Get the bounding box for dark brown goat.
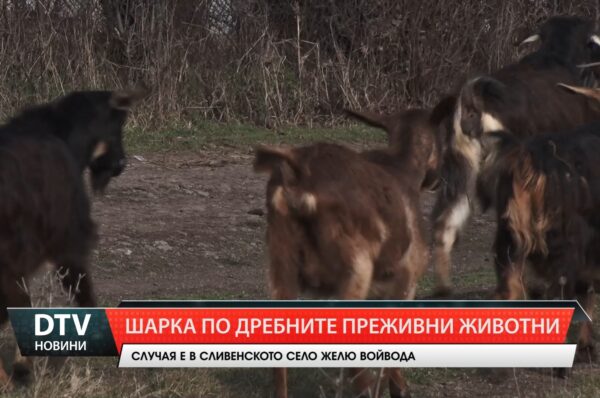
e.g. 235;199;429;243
254;125;437;397
0;87;147;383
431;16;600;296
489;84;600;360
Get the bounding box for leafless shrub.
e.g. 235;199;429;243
0;0;597;128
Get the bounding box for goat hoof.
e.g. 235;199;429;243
552;368;569;379
11;361;33;385
390;390;411;398
389;382;411;398
526;286;545;300
432;285;453;298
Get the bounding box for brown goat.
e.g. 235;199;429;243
344;96;456;192
345;98;458;299
255;125;435;397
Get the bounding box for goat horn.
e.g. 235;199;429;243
557;83;600;101
577;61;600;69
519;34;540;45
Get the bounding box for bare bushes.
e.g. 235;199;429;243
0;1;597;128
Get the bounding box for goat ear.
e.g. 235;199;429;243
110;83;151;110
473;77;506;105
254;145;300;175
558;83;600;102
429;96;456;125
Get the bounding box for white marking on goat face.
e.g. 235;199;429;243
481;112;504;133
92;141;108;161
591;35;600;47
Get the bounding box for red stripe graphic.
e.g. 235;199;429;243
105;308;573;352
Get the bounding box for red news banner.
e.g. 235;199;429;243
107;307;571;345
8;301;588;368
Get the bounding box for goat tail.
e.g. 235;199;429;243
504;152;549;258
282;188;319;217
254;145;299;176
343;108;392;132
272;184;344;219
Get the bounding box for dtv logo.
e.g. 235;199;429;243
35;314;91;336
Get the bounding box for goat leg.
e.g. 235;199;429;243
1;273;32;384
493;221;526;300
432;195;470;296
575;282;596;362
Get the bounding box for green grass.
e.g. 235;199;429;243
125;121;385;153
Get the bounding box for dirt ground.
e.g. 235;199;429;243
91;148;499;304
5;148;599;397
92;150;269;304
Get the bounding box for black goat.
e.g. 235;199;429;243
489;84;600;360
0;87;147;383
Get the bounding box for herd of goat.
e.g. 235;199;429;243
0;13;597;398
257;16;600;397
